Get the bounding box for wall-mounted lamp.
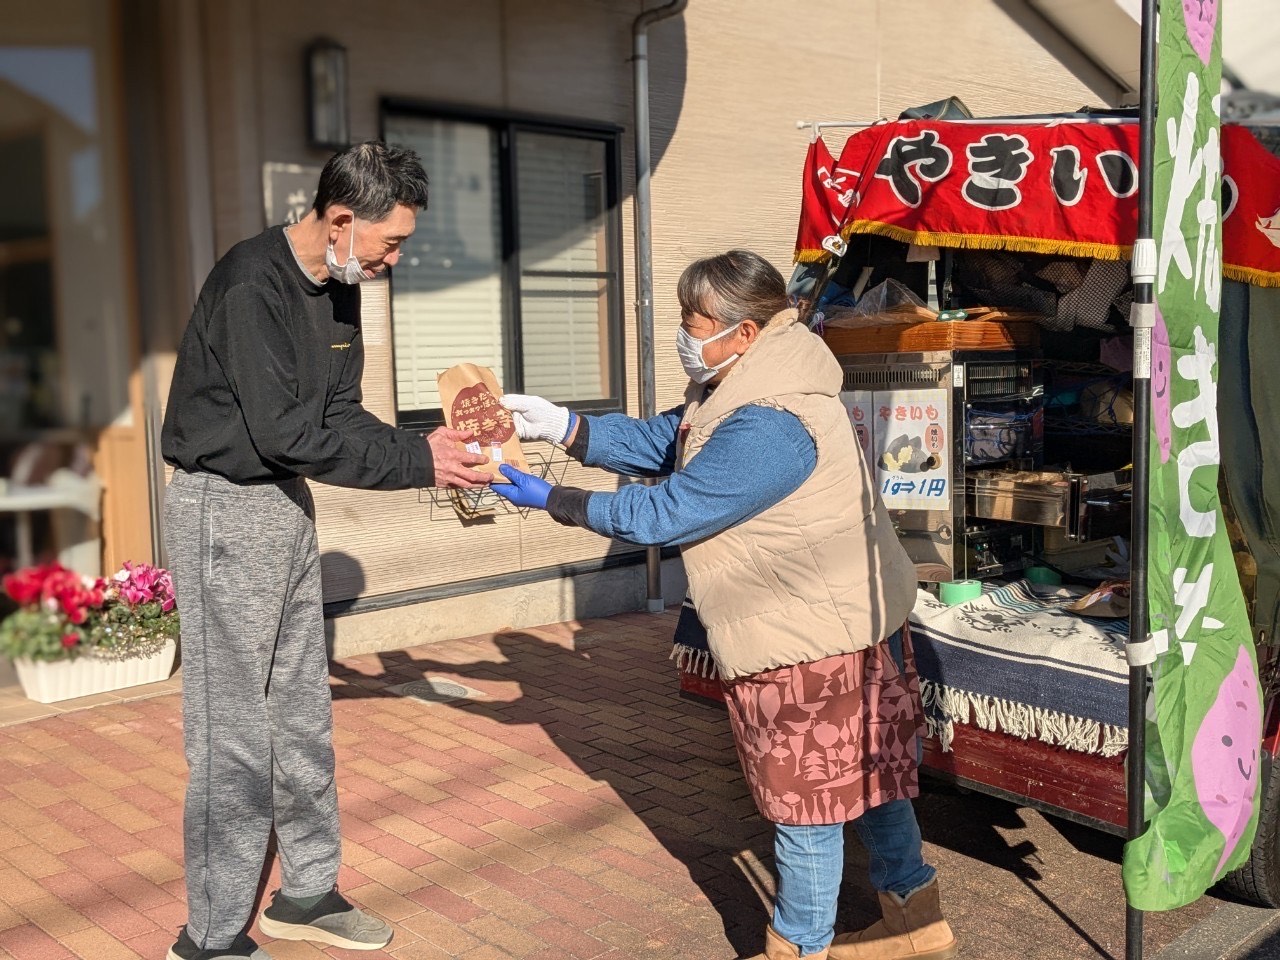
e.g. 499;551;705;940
306;37;349;150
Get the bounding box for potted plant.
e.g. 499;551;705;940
0;561;180;704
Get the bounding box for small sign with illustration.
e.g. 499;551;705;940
842;387;949;510
436;363;529;483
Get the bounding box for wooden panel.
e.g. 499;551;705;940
97;424;152;571
95;370;150;572
921;723;1128;830
679;670;725;705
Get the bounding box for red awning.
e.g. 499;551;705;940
795;119;1280;287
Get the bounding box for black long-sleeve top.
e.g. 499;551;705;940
162;225;433;489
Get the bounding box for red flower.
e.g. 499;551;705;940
2;565;109;625
3;564;57;607
61;633;79;649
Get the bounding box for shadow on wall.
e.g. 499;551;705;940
322;550;367;619
646;9;688;188
318;535;682;660
991;0;1132;107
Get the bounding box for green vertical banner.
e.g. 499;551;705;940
1123;0;1265;911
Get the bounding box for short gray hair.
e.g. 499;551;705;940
677;249;788;328
312;140;430;222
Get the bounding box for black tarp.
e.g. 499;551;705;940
1219;280;1280;646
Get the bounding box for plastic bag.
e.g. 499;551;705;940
823;278;935;329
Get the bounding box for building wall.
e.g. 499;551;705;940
645;0;1124;409
1224;0;1280;94
175;0;1123;635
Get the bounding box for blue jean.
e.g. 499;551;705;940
770;629;933;955
772;800;936;955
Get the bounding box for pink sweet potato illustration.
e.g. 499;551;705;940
1191;645;1262;874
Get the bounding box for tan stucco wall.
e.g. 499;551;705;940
184;0;1122;617
645;0;1123;408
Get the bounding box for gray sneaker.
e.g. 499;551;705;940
257;888;392;951
167;928;272;959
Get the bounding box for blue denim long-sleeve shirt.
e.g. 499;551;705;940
569;405;817;547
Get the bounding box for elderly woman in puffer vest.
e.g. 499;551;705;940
494;250;957;960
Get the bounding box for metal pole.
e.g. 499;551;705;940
632;0;686;614
1126;0;1159;956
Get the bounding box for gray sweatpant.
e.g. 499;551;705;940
164;470;341;949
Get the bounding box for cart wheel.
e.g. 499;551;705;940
1221;754;1280;907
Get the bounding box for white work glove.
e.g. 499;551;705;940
500;393;576;445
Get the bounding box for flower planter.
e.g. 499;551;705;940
13;640;177;704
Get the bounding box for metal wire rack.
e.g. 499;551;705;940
1044;414;1133;437
417;448;573;521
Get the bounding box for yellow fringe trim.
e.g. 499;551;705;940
842;220;1130;260
793;248;830;264
1225;263;1280;288
798;227;1280;288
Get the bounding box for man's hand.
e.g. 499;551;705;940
501;394;576;445
427;427;492;488
492;465;553;510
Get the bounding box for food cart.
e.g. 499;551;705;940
675;105;1280;925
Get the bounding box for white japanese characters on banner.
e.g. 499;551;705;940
842;388;949;510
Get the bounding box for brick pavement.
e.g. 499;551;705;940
0;609;1224;959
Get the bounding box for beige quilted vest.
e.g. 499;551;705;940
678;309;916;680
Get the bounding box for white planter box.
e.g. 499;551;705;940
13;640;177;704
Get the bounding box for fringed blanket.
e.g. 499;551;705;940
671;598;716;677
909;581;1129;757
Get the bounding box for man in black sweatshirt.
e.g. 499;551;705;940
161;142;488;960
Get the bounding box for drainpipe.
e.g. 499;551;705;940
632;0;686;614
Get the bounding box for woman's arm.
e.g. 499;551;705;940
572;406;686;478
549;405;816;546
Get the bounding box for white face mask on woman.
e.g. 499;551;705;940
326;222;368;284
675;323;741;383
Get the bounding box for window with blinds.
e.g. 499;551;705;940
384;106;623;427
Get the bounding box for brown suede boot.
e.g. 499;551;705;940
744;924;830;960
827;878;957;960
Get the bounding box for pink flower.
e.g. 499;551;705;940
106;561;176;611
61;633;79;649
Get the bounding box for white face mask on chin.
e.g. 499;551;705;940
676;322;741;384
326;222;368;284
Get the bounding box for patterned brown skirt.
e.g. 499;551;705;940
721;625;924;826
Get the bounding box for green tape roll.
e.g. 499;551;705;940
939;579;982;606
1026;565;1063;586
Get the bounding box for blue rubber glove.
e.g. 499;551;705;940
494;464;553;510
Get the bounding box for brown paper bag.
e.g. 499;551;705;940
436;363;530;483
1066;580;1131;618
